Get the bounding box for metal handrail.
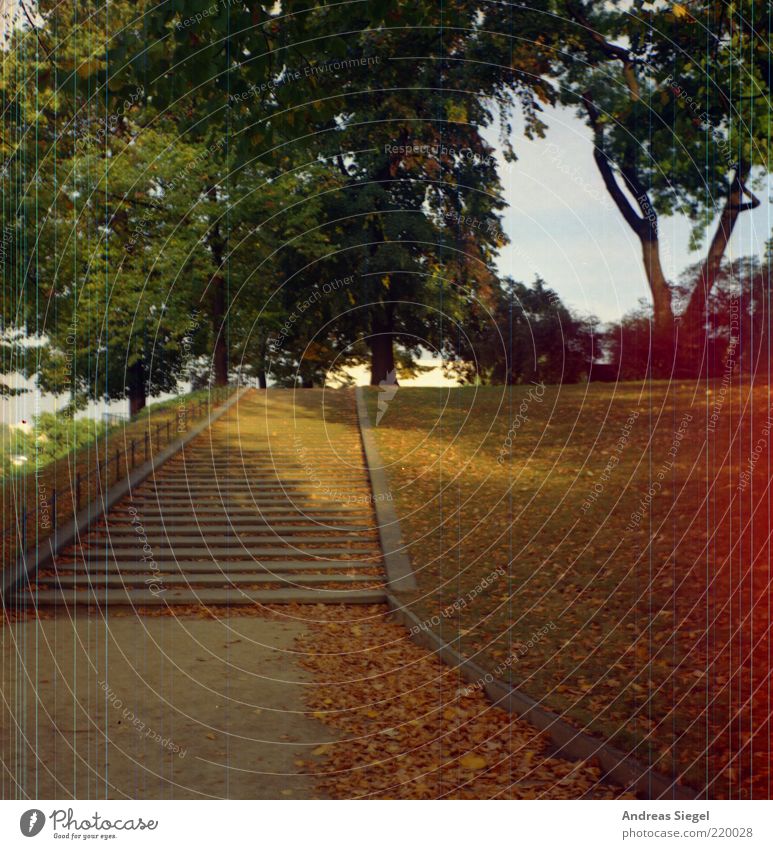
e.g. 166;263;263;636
1;385;235;565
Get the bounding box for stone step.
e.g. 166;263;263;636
155;471;367;479
64;547;381;560
81;527;377;548
180;450;363;455
118;506;370;516
92;524;374;534
143;484;373;493
126;499;373;509
82;534;376;546
16;389;387;608
37;573;381;589
137;488;371;497
24;587;388;606
47;559;380;574
102;521;372;531
174;456;364;463
106;510;370;520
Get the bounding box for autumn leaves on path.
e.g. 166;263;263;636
289;603;627;799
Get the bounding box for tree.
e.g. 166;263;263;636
1;2;206;410
542;0;772;375
3;2;352;398
453;277;598;384
292;8;542;384
11;122;213;414
225;164;340;387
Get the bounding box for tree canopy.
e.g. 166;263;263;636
2;0;771;401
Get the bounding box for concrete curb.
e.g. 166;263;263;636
3;386;249;597
355;387;416;592
355;386;695;800
384;594;696;800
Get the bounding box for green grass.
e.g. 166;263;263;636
365;380;771;798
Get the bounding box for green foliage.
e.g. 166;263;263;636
549;0;771;229
0;413;105;479
453;277;599;385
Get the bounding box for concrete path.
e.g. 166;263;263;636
3;389;376;799
1;613;333;799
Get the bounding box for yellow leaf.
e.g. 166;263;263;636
672;3;695;21
312;744;331;756
459;752;487;770
447;103;468;123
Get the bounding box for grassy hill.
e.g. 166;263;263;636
365;380;771;797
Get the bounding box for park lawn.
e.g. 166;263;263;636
365;380;771;798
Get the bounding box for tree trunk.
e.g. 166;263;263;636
640;233;676;378
212;274;228;386
583;94;677;376
206;185;229;387
258;370;267;389
582;97;759;380
301;375;314;388
370;332;396;386
678;167;759;374
641;236;673;331
127;360;146;417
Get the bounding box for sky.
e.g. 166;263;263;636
3;103;772;420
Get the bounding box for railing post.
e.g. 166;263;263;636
166;421;170;443
144;430;149;460
131;439;136;468
75;472;82;511
115;448;120;483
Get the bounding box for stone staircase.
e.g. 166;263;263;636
19;389;387;607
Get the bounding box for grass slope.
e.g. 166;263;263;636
365;380;771;798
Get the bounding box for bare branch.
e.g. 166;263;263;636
582;92;643;233
18;0;51;59
568;3;639;100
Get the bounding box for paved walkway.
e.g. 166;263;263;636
1;615;333;798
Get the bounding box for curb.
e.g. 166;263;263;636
383;595;695;800
355;386;695;800
355;387;416;592
3;386;249;597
